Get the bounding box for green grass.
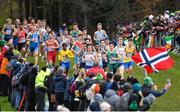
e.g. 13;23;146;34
0;54;180;111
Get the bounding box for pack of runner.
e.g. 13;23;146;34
0;10;179;111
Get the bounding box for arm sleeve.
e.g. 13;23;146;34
150;89;166;97
58;51;62;61
67;50;74;58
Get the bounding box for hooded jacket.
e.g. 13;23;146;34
104;89;121;111
35;68;51;88
53;74;67;93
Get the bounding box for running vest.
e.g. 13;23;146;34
85;52;94;66
30;32;39;47
95;30;106;41
18;30;26;43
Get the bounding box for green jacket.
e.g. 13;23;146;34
35;68;51;88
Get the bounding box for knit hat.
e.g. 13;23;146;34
144;76;153;86
123;82;133;92
132;83;141;93
96;73;103;81
0;40;6;46
129;101;138;110
94;93;103;103
57;67;64;75
89;102;101;111
100;102;111;111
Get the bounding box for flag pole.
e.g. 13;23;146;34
144;68;147;77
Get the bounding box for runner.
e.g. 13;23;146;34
71;34;83;71
94;23;108;44
107;42;120;74
114;36;125;78
2;18;14;42
45;32;59;66
82;28;92;43
27;26;40;65
62;28;73;50
124;38;136;76
17;24;27;56
70;23;82;41
58;43;74;76
82;44;95;70
94;43;103;68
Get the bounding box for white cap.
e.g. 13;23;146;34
149;15;154;20
100;102;111;111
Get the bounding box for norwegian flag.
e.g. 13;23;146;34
131;47;174;74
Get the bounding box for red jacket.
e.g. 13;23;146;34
86;66;106;80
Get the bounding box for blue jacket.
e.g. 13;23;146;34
53;74;67;93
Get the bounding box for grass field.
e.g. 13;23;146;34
0;54;180;111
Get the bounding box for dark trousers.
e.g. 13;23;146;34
56;92;65;105
36;88;45;111
25;89;36;111
0;75;9;96
48;93;56;111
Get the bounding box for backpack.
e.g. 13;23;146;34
12;63;31;86
68;78;77;95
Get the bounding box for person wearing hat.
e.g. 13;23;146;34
86;61;106;80
141;76;171;97
51;67;67;106
104;89;121;111
89;93;103;111
100;102;111;112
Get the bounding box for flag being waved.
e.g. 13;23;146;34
131;47;174;74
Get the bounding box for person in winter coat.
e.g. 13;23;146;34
52;67;67;105
115;82;133;111
100;102;111;112
103;89;121;111
141;76;171;97
44;65;59;111
100;72;113;96
25;65;38;111
35;66;51;111
86;61;106;80
64;72;79;110
89;93;103;111
0;46;14;96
